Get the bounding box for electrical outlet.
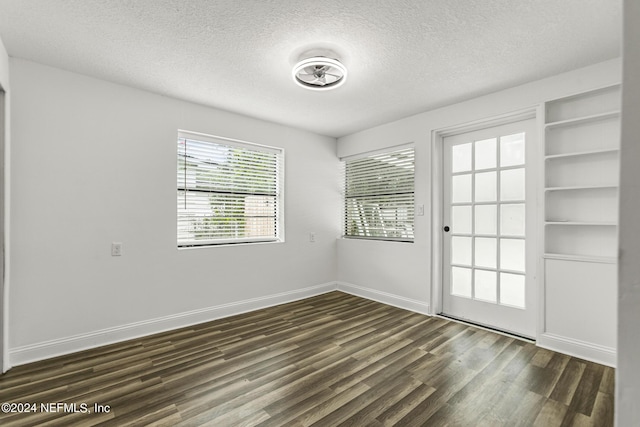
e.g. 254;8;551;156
416;204;425;216
309;232;316;243
111;242;122;256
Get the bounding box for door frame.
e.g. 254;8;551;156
430;107;540;324
0;87;5;373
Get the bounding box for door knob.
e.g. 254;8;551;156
443;226;450;232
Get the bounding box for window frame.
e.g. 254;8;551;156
177;130;284;248
342;144;416;242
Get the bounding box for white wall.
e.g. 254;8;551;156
8;58;340;364
0;35;10;373
337;59;621;315
617;0;640;424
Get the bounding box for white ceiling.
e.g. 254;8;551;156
0;0;621;138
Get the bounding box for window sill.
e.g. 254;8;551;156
178;238;283;250
340;236;414;243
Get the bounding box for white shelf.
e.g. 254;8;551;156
544;149;618;188
543;253;617;264
545;85;621;123
545;223;617;258
544;83;621;104
544;185;618;192
545;110;621;129
545;148;619;161
544;113;620;156
545;221;617;226
545;187;617;224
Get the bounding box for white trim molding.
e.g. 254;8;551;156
10;282;337;367
537;332;616;368
337;281;430;315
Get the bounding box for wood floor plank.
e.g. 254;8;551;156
551;358;588;405
444;341;528;420
0;291;614;426
337;377;423;427
375;382;436;426
569;361;605;416
480;382;531;425
363;349;427;390
506;389;547;426
289;382;370;426
534;353;571;396
533;398;570;427
395;387;454;426
599;366;615;395
531;347;556;368
329;359;387;394
177;365;314;424
589;391;614;427
259;387;337;426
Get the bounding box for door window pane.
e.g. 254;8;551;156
452;206;472;234
500;238;525;272
475;205;497;235
452;236;472;266
475;138;496;170
475;270;497;303
501;204;525;236
475;171;497;202
500;133;525;167
475;237;497;268
452;174;472;203
500;273;525;308
452;143;472;173
500;169;525;201
452;267;472;298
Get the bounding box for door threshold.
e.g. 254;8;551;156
436;313;535;344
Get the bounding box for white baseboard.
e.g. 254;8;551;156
10;282;337;367
9;282;616;369
337;281;430;315
537;332;616;367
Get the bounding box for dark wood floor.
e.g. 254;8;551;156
0;292;613;426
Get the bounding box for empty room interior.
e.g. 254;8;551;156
0;1;639;426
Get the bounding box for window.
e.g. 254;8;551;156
343;146;415;241
177;131;283;247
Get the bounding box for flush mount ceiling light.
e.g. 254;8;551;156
292;57;347;91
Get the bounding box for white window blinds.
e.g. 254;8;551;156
177;132;283;247
344;147;415;241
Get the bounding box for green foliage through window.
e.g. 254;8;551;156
177;133;283;246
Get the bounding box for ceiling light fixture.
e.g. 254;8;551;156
292;57;347;91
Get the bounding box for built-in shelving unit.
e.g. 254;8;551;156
539;84;620;366
543;85;620;260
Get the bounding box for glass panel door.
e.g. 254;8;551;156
442;119;537;338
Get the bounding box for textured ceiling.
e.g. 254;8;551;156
0;0;621;138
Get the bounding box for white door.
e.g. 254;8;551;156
442;119;537;338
